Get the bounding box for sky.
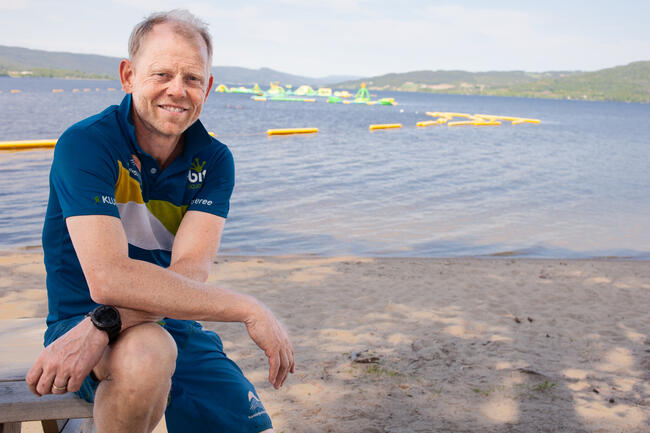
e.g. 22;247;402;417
1;0;649;78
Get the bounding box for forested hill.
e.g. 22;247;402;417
334;62;650;103
2;45;647;102
0;45;356;85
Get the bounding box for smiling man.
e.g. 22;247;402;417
26;10;294;433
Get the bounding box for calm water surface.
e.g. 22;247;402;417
1;77;648;259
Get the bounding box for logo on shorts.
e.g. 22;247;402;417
248;391;267;419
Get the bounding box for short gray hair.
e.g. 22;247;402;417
128;9;213;68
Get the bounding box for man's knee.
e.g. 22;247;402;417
97;322;177;384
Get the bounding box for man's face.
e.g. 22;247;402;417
121;22;214;141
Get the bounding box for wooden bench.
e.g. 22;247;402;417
0;319;94;433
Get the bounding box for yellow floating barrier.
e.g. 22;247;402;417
473;121;501;126
267;128;319;136
52;89;64;93
0;139;57;150
448;120;502;127
253;96;267;102
369;123;402;131
512;118;541;125
447;121;475;127
444;112;476;119
83;88;91;92
72;89;79;92
474;114;521;121
10;89;21;94
416;120;440;127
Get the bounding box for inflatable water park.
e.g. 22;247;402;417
213;82;397;106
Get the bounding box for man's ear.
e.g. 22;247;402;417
204;74;214;102
119;59;134;94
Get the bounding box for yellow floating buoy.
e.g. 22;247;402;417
369;123;402;131
107;88;117;91
447;121;475;127
208;131;217;137
83;88;91;92
52;89;64;93
0;139;57;150
267;128;319;136
10;89;21;94
253;97;267;102
72;89;80;92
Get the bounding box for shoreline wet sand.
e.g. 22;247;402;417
1;251;648;432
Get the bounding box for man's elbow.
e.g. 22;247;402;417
85;261;126;304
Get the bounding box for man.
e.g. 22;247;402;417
26;10;294;433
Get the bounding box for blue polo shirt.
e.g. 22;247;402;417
42;94;234;325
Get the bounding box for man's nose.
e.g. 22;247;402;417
167;75;187;97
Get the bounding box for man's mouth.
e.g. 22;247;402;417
159;105;187;113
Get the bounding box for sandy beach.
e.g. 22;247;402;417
1;250;648;432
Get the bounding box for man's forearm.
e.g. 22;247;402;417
89;256;259;324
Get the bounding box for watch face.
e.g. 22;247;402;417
95;305;119;325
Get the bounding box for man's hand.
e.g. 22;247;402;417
244;303;295;389
26;317;108;396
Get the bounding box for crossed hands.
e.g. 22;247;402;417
245;303;295;389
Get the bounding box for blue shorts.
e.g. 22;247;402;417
45;316;273;433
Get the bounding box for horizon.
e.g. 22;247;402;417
1;1;649;77
3;44;647;80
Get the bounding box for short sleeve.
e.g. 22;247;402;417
187;145;235;218
51;126;120;219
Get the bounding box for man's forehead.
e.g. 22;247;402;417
137;22;209;58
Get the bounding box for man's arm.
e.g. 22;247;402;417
27;213;293;396
113;210;225;329
167;210;225;282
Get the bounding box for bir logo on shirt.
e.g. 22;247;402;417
188;158;207;184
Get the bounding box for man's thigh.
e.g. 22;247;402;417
163;319;273;433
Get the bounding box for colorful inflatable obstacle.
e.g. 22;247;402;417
334;90;352;98
378;97;397;106
354;83;370;103
269;96;315;102
266;82;285;96
294;85;317;96
214;84;229;93
230;86;257;94
318;87;332;97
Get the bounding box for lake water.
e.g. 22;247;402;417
0;77;648;259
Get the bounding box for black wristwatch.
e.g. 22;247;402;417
87;305;122;344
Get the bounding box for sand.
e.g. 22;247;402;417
1;250;648;433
